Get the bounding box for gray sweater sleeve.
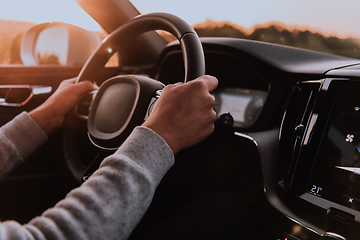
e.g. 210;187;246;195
0;112;48;181
0;119;175;239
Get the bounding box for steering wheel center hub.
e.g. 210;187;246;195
88;77;140;140
87;75;164;150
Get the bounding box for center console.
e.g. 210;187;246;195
274;76;360;239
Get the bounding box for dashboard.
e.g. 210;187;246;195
153;38;360;239
301;80;360;216
277;76;360;239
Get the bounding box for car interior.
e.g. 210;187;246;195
1;0;360;239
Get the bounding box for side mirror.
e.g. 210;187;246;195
20;22;101;66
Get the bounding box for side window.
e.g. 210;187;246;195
0;22;33;65
0;1;119;67
0;22;119;67
20;22;102;67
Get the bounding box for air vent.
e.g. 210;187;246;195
278;81;322;190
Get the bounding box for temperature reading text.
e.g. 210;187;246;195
310;185;323;196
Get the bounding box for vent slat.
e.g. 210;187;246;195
278;81;322;190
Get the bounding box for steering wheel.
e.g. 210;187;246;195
63;12;205;182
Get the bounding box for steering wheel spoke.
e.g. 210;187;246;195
74;90;98;120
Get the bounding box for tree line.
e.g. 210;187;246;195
1;20;360;65
193;20;360;59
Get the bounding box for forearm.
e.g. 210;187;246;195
29;105;63;137
0;126;174;240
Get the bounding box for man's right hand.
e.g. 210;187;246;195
142;75;218;154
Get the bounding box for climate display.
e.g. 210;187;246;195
307;81;360;212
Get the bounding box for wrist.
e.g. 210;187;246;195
29;106;63;136
142;121;181;154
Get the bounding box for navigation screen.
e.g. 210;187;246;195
307;81;360;211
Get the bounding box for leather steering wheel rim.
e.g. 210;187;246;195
64;12;206;182
77;12;205;83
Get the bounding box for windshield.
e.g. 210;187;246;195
132;0;360;59
2;0;360;65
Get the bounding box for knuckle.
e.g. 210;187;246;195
202;75;218;86
202;109;216;124
163;82;183;92
205;123;215;136
161;84;174;94
210;75;218;82
203;94;216;109
188;80;206;91
209;94;216;105
209;111;217;123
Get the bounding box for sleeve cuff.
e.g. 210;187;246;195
1;112;48;160
101;126;175;185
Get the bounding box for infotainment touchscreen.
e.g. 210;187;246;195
306;81;360;212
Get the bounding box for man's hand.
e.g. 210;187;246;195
30;78;97;136
143;75;218;154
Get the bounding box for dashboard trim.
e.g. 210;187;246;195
301;193;360;222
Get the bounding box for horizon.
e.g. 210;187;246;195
1;18;358;41
192;19;359;39
131;0;360;39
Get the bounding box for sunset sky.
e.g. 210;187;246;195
132;0;360;38
1;0;360;38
